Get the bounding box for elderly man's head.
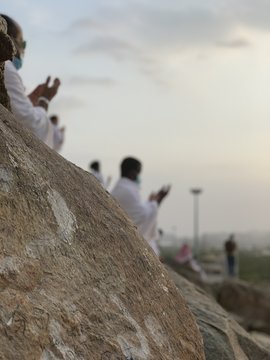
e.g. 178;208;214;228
0;14;26;69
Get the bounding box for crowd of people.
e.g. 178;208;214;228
2;13;170;259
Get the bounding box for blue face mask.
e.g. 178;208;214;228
12;56;23;70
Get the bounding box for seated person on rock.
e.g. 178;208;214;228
2;14;61;150
111;157;170;256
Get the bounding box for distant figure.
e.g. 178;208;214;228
175;243;193;264
50;115;65;152
2;14;61;149
89;160;111;188
175;243;207;281
224;234;237;277
111;156;170;256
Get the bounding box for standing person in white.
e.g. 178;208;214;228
50;115;65;152
89;160;112;189
2;14;61;150
111;157;170;256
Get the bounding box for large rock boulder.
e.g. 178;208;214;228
167;267;270;360
0;104;205;359
215;280;270;335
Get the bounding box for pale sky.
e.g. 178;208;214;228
2;0;270;237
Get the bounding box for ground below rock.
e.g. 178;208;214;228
166;267;270;360
214;280;270;335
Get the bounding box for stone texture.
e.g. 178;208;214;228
0;104;205;359
252;333;270;352
167;267;270;360
215;280;270;335
0;16;15;110
164;259;210;291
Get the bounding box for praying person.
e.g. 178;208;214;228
2;14;61;149
89;160;111;188
111;157;170;256
50;115;65;152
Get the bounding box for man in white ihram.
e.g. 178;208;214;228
111;157;170;256
89;160;112;189
2;14;62;151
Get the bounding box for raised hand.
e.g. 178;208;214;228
28;78;50;105
149;185;171;205
40;76;61;101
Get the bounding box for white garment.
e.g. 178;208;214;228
91;169;105;186
4;60;54;148
52;124;65;152
111;177;160;255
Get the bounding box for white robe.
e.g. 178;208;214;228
4;60;55;149
111;177;160;255
91;169;105;186
52;124;65;152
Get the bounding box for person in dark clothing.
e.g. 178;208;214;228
224;234;237;277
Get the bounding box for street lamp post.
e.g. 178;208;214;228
190;188;203;259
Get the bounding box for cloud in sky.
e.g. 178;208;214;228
71;1;270;51
72;4;231;54
216;38;251;48
53;96;85;112
69;76;117;86
75;36;137;61
69;0;270;82
233;0;270;31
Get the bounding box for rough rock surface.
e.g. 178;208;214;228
215;280;270;335
164;259;210;291
167;267;270;360
0;104;205;359
252;332;270;352
0;16;15;110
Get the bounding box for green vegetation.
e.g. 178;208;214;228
160;246;179;260
160;245;270;286
238;251;270;285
